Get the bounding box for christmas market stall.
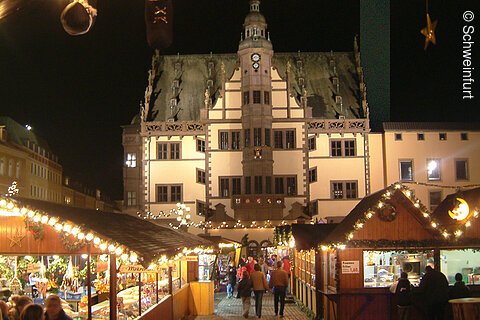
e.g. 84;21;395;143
0;196;213;320
289;223;338;320
317;183;480;320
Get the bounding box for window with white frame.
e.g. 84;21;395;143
157;143;181;160
455;159;468;180
427;159;441;181
156;184;182;203
309;167;317;183
331;181;358;199
330;139;356;157
429;190;442;212
126;153;137;168
127;191;137;206
399;160;413;181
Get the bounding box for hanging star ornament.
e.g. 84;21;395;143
8;228;26;248
421;13;438;50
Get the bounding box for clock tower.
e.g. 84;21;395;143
235;0;280;220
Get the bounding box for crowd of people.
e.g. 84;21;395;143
0;294;72;320
226;254;291;319
390;266;471;320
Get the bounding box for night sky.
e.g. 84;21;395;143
390;0;478;121
0;0;360;199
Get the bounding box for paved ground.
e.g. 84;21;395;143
188;292;309;319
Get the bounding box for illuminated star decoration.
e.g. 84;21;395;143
8;228;26;248
7;181;19;196
420;13;437;50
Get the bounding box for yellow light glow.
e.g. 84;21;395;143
86;233;94;241
321;245;328;251
121;253;129;261
129;252;138;263
33;215;41;223
99;243;107;251
93;237;101;245
466;221;471;227
108;244;116;252
77;233;85;240
0;200;6;207
423;212;429;218
454;230;463;237
28;211;35;218
63;224;72;233
442;231;450;238
448;198;470;221
48;217;57;226
431;222;437;228
55;224;63;231
6;202;14;210
71;227;79;235
41;216;49;224
21;208;28;215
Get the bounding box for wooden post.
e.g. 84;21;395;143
168;266;173;320
109;254;117;320
155;272;159;303
168;266;173;294
138;273;142;316
87;245;92;320
179;261;182;288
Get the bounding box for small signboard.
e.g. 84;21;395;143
182;255;198;262
27;262;42;273
119;264;158;274
341;260;360;274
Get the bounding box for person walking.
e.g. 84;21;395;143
390;272;412;320
20;304;44;320
449;273;470;299
419;266;449;320
281;256;291;295
226;262;237;298
269;261;289;318
44;295;72;320
9;296;33;320
251;264;269;318
237;270;253;319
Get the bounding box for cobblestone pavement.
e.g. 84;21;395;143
188;292;309;320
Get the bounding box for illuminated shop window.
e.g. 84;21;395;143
427;159;441;181
125;153;137;168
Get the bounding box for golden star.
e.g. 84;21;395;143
421;13;438;50
8;228;26;248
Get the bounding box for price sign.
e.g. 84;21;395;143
341;261;360;274
27;262;42;273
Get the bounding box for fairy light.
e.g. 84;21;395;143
77;233;85;240
108;244;116;252
93;237;101;245
99;243;107;251
431;222;437;228
466;221;471;227
86;233;94;241
41;215;49;224
28;211;35;218
454;230;463;237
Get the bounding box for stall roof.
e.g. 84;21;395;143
431;187;480;228
323;186;439;245
291;224;337;251
11;197;212;263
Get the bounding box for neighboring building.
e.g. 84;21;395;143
122;0;370;242
0;116;118;212
0;116;63;202
381;122;480;212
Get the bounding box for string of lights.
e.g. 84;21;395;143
402;181;480;189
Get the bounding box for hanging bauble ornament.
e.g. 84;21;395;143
60;0;97;36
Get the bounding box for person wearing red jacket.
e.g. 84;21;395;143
282;256;291;295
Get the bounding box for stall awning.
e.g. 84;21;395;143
3;197;212;264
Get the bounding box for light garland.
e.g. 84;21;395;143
332;182;480;251
0;197;138;262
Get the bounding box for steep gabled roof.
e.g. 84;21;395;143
324;185;441;246
431;187;480;230
145;51;362;122
12;197;212;264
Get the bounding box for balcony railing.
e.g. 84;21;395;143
307;119;369;133
141;121;205;136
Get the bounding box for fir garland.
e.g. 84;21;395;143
24;219;45;240
344;238;480;249
60;233;86;252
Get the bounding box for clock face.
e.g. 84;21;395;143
252;62;260;70
251;53;261;62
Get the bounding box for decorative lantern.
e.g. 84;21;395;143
60;0;97;36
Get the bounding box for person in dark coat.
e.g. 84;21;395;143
237;270;252;319
449;273;470;299
419;266;449;320
226;262;237;298
390;272;412;320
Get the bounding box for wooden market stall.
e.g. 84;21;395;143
317;184;480;320
0;196;212;320
290;223;337;319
